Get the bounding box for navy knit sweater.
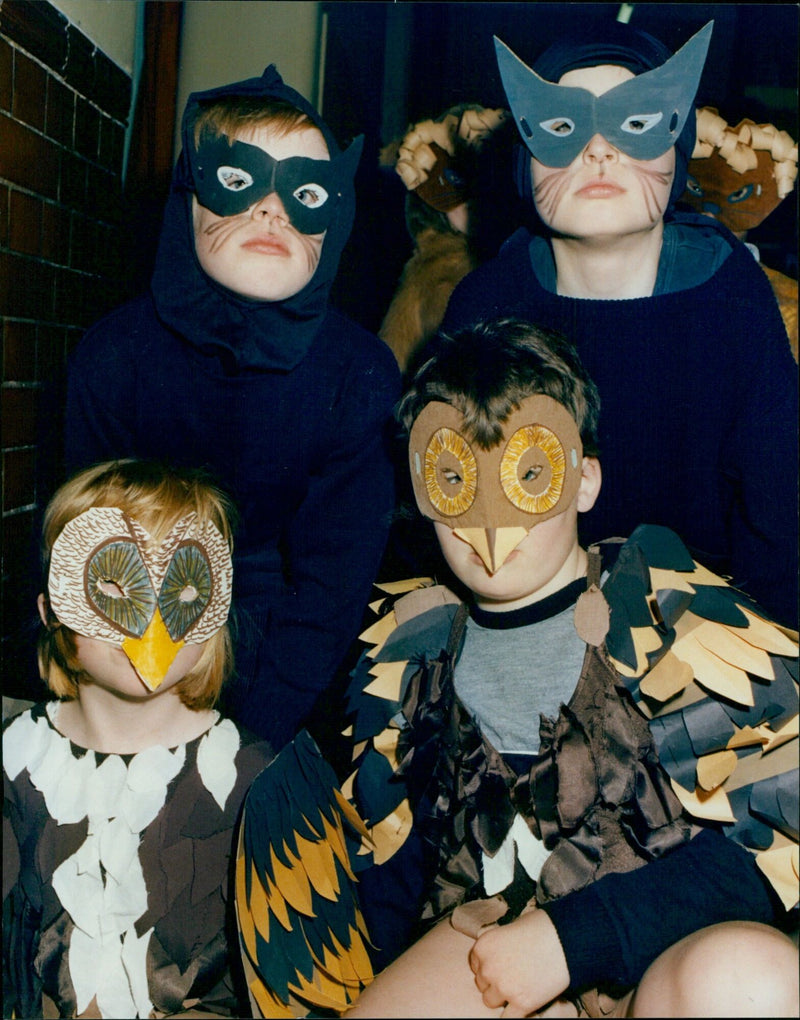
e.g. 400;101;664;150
442;223;799;627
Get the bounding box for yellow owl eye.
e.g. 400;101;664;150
500;424;566;513
87;541;156;636
424;427;478;516
159;543;213;641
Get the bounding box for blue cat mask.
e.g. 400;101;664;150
495;22;712;167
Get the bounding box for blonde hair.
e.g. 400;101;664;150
192;95;319;149
38;459;236;709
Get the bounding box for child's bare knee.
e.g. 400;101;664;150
630;922;799;1017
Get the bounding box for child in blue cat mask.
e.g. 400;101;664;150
441;20;798;630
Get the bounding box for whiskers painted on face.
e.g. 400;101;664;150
299;232;325;273
631;164;674;222
533;168;571;221
203;215;247;254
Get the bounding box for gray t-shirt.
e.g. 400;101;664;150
453;579;588;756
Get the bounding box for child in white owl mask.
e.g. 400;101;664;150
3;459;273;1019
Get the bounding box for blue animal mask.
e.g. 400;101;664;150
495;22;712;167
189;131;363;234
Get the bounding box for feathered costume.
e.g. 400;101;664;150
236;525;797;1013
3;706;272;1019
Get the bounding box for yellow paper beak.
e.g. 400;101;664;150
122;610;184;692
453;526;530;574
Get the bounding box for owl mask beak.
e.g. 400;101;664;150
121;609;185;691
453;526;530;574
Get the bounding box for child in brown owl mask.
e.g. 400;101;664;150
342;319;799;1018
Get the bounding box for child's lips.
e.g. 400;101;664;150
575;178;625;198
241;235;290;256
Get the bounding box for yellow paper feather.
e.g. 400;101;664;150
760;713;800;753
358;611;398;654
364;659;408;701
648;566;697;594
670;777;737;823
375;577;434;595
727;724;769;750
247;859;273;942
293;830;339;900
264;867;293;932
368;798;414;865
321;814;351;878
694;620;775;679
249;970;294;1019
639;649;694;702
755;844;800;911
738;609;799;656
696;748;738;791
271;842;314;916
673;633;754;706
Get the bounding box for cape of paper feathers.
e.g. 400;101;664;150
343;525;798;906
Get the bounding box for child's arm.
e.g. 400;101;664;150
242;338;401;743
469;828;782;1014
468;908;568;1015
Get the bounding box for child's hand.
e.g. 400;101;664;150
468;908;570;1017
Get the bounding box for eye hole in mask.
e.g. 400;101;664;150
540;117;576;138
292;182;329;208
87;540;157;637
621;113;663;136
218;166;254;192
500;424;567;514
729;183;755;203
159;543;213;641
425;426;478;517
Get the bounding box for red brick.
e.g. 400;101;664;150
45;76;74;147
8;189;42;255
0;38;12;112
3;446;36;511
2;320;37;382
0;113;59;199
1;385;38;447
12;48;46;131
40;199;71;265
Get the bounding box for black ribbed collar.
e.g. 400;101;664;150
469;576;587;630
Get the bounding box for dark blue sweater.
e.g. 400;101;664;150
65;298;400;747
442;225;799;627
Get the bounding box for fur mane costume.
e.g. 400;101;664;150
378;106;519;374
683;107;798;360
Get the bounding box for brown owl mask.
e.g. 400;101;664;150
408;394;583;572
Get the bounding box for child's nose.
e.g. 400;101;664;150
582;133;619;163
251;190;289;222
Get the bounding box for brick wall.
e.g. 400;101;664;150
1;0;132;696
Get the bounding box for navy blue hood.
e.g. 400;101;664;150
150;66;360;373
